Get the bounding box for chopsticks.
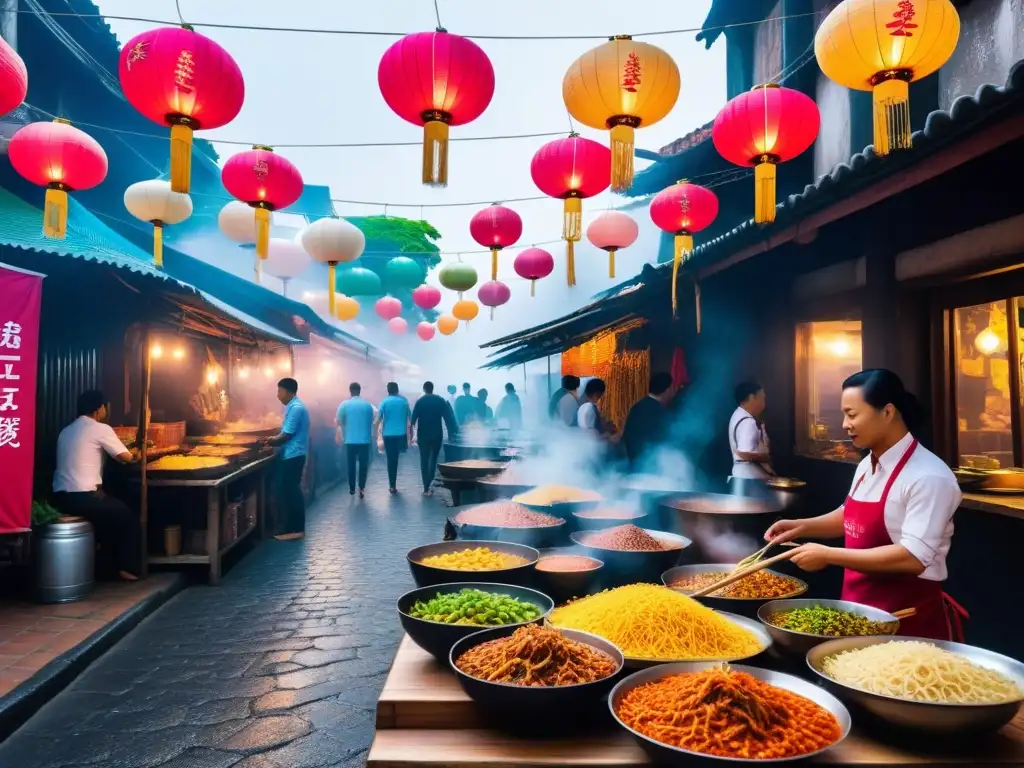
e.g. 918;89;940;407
892;607;916;619
690;549;801;598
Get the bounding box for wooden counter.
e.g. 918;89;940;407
368;636;1024;767
961;492;1024;521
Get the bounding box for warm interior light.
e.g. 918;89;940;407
975;327;1002;356
206;369;219;386
172;347;185;360
239;367;250;379
321;359;334;372
828;338;851;357
263;367;274;378
278;359;290;372
150;344;163;359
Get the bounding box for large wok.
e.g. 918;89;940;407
658;491;787;565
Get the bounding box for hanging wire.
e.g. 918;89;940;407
433;0;443;30
174;0;185;25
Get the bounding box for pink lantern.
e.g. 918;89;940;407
0;35;27;117
375;295;402;320
469;204;523;281
478;280;511;320
221;146;303;259
412;284;442;310
416;322;436;341
388;317;408;335
587;210;639;279
513;248;555;297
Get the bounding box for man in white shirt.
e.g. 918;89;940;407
548;375;581;427
577;378;608;433
728;380;774;479
52;390;139;580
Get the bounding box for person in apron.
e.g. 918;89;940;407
764;369;966;641
728;380;774;480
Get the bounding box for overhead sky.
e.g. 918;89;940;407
95;0;726;387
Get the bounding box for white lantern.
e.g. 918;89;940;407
264;238;312;297
218;200;258;244
299;217;366;317
123;180;192;268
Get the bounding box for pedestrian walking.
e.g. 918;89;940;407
379;382;412;494
411;381;458;496
265;378;310;540
337;382;374;498
495;382;522;429
476;389;493;425
454;382;477;426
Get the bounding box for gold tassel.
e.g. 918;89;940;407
170;123;193;194
695;281;702;335
254;207;270;259
328;263;337;317
567;240;577;287
754;161;777;224
608;248;616;279
671;233;693;317
610;123;635;192
491;248;499;281
872;76;912;156
422;119;449;187
563;196;582;241
43;186;68;239
153;222;164;268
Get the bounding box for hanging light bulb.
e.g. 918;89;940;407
975;327;1004;356
150;344;164;359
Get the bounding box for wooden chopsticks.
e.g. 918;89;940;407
690;549;800;598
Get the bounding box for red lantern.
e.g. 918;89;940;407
514;248;554;297
712;84;819;224
378;30;495;187
650;181;718;323
375;296;402;321
221;146;303;261
412;284;442;310
8;119;108;239
119;25;244;194
0;35;27;117
469;204;522;281
531;134;611;286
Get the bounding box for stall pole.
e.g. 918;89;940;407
522;362;527;394
546;356;552;401
137;325;153;579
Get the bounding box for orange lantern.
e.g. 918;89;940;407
437;314;459;335
453;299;479;326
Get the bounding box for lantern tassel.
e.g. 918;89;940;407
608;248;617;279
153;222;164;269
254;207;271;259
491;248;499;281
422;120;449;187
754;162;777;224
567;240;577;287
530;279;536;298
490;307;495;321
695;280;702;335
43;186;68;239
170;123;193;194
610;123;635;192
254;254;262;285
328;263;337;317
872;77;912;156
671;233;694;317
563;196;582;287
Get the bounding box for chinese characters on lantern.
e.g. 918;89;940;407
0;320;22;447
174;49;196;90
887;1;918;37
253;158;269;179
622;52;641;92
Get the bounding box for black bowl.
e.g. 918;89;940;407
397;582;554;662
570;529;691;587
447;517;569;550
407;540;540;588
533;553;605;604
450;625;624;734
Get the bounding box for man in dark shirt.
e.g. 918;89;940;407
496;383;522;429
622;372;676;470
411;381;458;496
454;382;478;426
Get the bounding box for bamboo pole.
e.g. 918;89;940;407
138;325;152;579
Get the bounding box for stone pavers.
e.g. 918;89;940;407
0;450;448;767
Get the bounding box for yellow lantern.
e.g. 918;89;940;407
563;35;680;191
815;0;960;155
335;295;360;321
437;314;459;336
453;299;479;325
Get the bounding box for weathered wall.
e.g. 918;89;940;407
753;0;784;85
939;0;1024;108
813;70;853;179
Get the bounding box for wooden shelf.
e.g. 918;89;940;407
219;521;257;557
148;553;210;565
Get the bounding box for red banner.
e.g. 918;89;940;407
0;264;43;533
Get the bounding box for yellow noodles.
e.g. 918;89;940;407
419;547;528;571
514;485;603;505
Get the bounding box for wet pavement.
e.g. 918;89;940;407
0;451;447;767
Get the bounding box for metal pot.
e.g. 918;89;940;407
34;520;94;604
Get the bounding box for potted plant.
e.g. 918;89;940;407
32;500;95;604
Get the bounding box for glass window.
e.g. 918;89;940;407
955;300;1012;469
795;320;863;462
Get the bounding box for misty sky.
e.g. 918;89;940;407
95;1;726;387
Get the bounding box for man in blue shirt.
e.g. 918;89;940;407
265;378;310;540
337;382;374;498
379;382;411;494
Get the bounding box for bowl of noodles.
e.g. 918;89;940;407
407;540;540;588
663;564;807;618
806;635;1024;735
610;662;851;763
512;485;603;518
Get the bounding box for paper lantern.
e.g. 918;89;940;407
336;266;382;297
453;299;479;325
335;295;360;321
263;238;312;294
815;0;960;155
563;36;680;191
218;201;257;244
417;322;436;341
478;280;511;321
586;210;639;278
437;314;459;335
0;36;27;117
375;295;403;321
300;216;366;316
713;84;820;224
377;30;495;186
123;180;193;268
469;204;522;280
385;256;425;289
118;25;244;193
438;262;478;296
650;181;719;320
412;284;442;310
388;316;408;335
531;135;612;286
221;145;303;260
513;248;555;297
8;119;108;239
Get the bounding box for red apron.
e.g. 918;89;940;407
841;439;966;641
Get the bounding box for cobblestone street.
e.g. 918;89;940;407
0;453;446;768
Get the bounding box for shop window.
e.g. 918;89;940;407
955;300;1012;469
795;320;863;462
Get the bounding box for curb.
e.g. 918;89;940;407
0;573;188;741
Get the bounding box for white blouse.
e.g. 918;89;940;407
845;432;961;581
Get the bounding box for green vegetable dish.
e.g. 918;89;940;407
408;589;543;626
767;605;897;637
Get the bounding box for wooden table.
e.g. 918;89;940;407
368;635;1024;767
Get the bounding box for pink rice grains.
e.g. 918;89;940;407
454;501;562;528
580;524;675;551
536;555;602;572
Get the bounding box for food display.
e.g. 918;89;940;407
202;434;261;445
189;445;251;458
767;606;897;637
615;665;843;760
670;570;803;599
147;455;230;471
822;641;1023;704
514;485;602;505
574;506;644;520
453;502;561;528
407;588;543;627
445;460;507;470
222;417;280;433
536;555;601;572
576;525;677;552
418;546;529;571
454;625;618;686
548;584;763;661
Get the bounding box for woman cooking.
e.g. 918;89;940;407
765;369;966;640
